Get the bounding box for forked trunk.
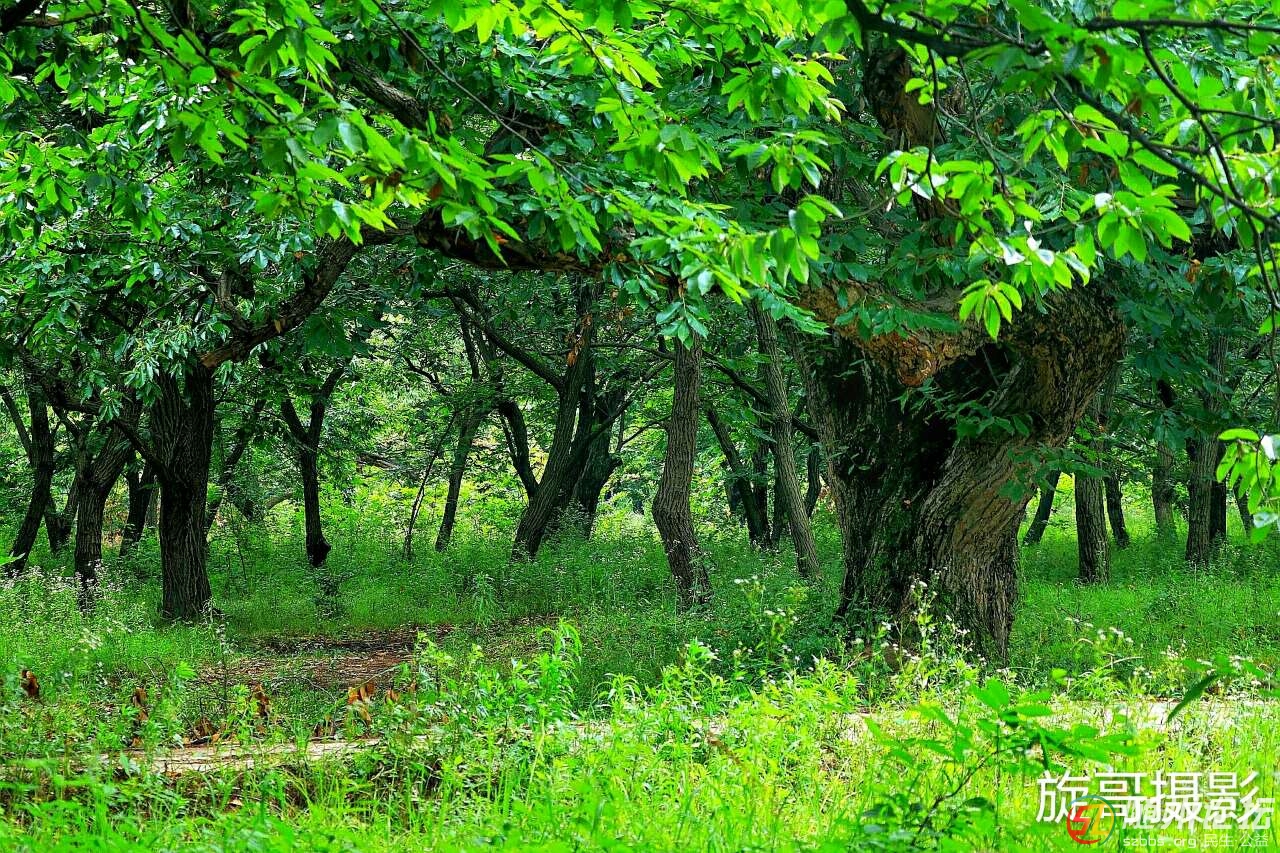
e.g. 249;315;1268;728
569;424;621;539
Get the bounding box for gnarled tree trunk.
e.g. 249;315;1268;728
783;46;1125;658
793;286;1124;659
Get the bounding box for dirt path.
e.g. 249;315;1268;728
121;697;1278;777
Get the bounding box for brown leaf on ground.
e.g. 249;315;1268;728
249;683;271;720
130;687;149;723
186;718;219;746
19;670;38;701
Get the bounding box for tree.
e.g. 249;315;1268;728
7;0;1280;655
751;303;821;578
653;331;708;610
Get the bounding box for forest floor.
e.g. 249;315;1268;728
2;501;1279;850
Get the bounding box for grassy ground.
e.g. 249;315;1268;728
1;489;1278;851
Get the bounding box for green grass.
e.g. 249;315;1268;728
1;488;1278;851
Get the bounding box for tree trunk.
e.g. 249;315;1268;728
706;404;770;545
5;375;56;574
297;449;330;568
1022;470;1060;545
119;461;156;557
404;417;453;561
653;333;708;610
1185;436;1219;564
1186;337;1228;564
1094;365;1129;550
1152;442;1178;537
151;369;216;621
511;343;597;558
1235;489;1252;533
781;46;1125;658
72;423;133;610
805;445;822;517
750;444;774;548
1076;476;1110;583
1210;478;1228;543
568;419;621;539
1104;476;1131;550
791;287;1123;659
435;404;485;551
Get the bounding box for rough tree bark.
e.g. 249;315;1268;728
1077;397;1111;582
751;303;820;578
3;374;57;574
653;333;708;610
1152;380;1179;537
805;445;822;517
72;425;133;611
150;369;216;621
783;48;1125;658
1096;367;1130;550
1186;337;1228;564
1022;470;1061;546
119;460;157;557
